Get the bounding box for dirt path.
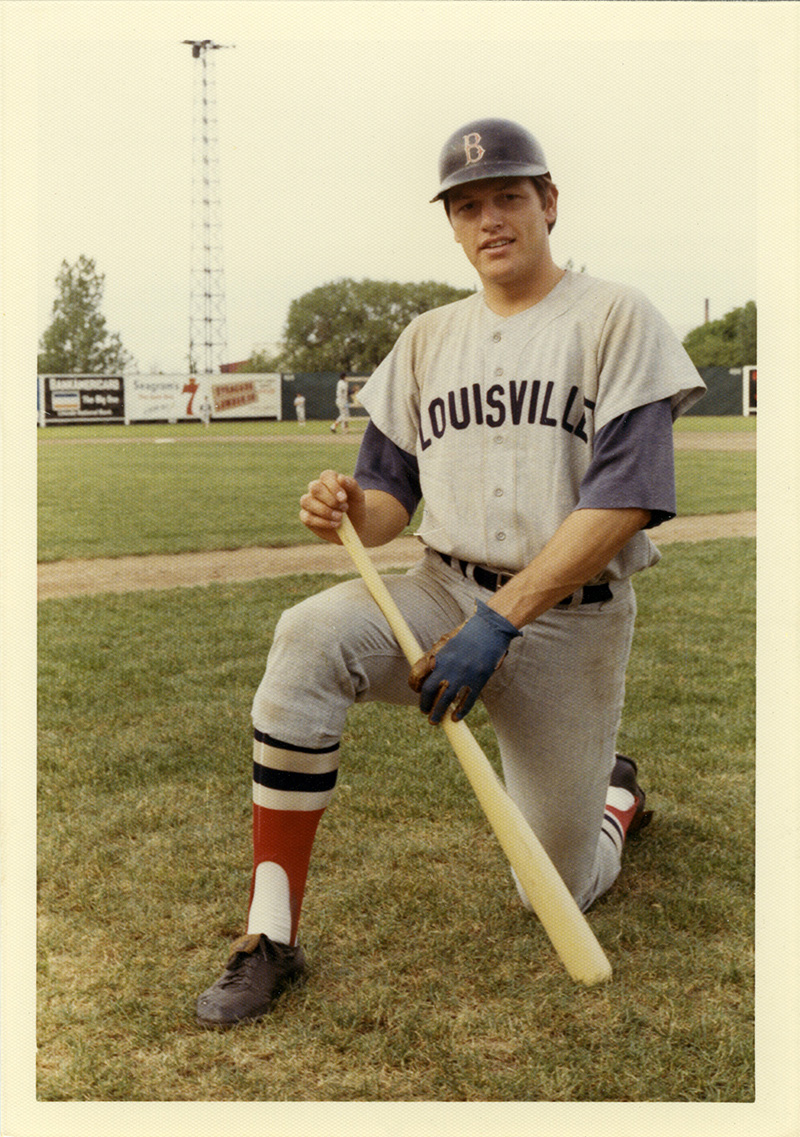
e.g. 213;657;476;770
38;511;756;600
37;428;755;599
39;430;755;451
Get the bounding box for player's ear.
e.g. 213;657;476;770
544;183;558;227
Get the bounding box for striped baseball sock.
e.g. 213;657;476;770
600;784;639;858
247;729;339;946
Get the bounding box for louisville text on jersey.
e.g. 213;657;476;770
418;380;595;450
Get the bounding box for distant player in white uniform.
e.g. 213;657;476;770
330;373;351;432
198;394;212;428
197;119;706;1028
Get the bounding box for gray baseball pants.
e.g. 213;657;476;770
252;546;637;912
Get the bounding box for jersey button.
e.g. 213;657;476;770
494;487;504;497
496;532;506;542
492;331;502;342
494;367;504;377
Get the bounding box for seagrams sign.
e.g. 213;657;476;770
127;374;281;421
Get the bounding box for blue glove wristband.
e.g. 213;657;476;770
419;599;522;724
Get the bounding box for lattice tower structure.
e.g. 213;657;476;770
184;39;232;374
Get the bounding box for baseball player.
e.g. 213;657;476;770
198;394;212;428
330;373;351;432
196;119;705;1028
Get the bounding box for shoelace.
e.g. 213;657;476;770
218;949;261;988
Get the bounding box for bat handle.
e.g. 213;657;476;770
337;514;424;665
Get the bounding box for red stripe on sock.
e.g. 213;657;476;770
606;802;637;838
250;805;325;944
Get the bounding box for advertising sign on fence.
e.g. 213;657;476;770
211;378;259;414
40;375;126;424
104;373;283;423
39;374;282;425
211;374;281;419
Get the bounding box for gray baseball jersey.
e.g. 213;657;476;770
358;271;705;579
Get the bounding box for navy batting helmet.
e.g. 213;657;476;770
431;119;550;202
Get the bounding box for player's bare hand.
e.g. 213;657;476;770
299;471;366;544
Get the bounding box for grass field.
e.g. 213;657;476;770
37;416;755;561
35;421;756;1102
37;542;755;1101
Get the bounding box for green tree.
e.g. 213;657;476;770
38;256;134;373
682;301;756;369
270;278;475;372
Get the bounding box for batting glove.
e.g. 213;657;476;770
408;600;522;724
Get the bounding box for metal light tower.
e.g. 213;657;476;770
183;39;233;374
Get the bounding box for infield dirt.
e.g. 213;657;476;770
38;510;755;600
37;428;755;599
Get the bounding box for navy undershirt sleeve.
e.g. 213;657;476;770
577;398;676;528
354;419;422;520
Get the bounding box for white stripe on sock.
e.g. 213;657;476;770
253;738;339;774
252;783;334;812
605;785;636;811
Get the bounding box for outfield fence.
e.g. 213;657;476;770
37;365;753;426
37;371;371;427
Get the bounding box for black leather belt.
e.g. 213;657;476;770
437;551;612;606
555;582;613;606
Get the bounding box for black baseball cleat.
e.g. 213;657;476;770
196;932;307;1029
611;754;654;836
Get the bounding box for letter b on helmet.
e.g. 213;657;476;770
463;132;486;165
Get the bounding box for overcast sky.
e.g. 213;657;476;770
28;1;771;373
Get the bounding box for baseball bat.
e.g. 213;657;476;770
337;513;612;986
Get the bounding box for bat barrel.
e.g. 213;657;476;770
443;718;611;985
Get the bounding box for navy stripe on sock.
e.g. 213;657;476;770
604;812;625;844
253;728;339;754
252;763;338;794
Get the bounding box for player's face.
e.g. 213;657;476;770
447;177;557;291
